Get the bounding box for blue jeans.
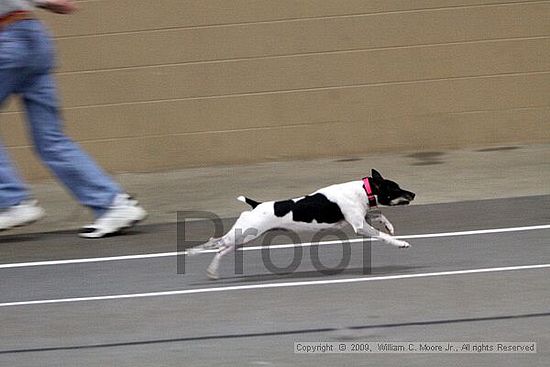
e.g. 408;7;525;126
0;19;121;216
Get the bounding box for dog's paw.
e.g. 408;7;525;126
186;247;200;256
187;245;210;256
187;238;221;256
206;266;219;280
399;241;411;249
394;240;411;249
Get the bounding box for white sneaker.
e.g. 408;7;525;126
0;200;45;231
79;194;147;238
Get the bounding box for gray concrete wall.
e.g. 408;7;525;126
1;0;549;180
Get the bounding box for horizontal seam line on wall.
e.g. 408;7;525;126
1;71;549;115
35;70;550;109
4;105;550;148
9;122;339;148
52;0;549;39
54;35;550;75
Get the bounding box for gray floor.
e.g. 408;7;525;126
12;143;550;234
0;195;549;366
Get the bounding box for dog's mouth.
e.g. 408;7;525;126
389;197;412;206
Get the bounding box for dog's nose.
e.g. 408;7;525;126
409;192;416;200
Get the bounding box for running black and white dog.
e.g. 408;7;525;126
189;169;415;279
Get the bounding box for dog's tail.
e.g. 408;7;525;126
237;195;261;209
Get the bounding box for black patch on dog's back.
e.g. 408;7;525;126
273;200;294;217
273;193;344;224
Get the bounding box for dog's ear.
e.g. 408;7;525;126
371;169;384;180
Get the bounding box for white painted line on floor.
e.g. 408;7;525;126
1;263;549;308
1;224;549;270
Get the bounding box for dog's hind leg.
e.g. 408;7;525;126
187;237;224;256
206;210;270;279
206;244;233;280
206;232;259;280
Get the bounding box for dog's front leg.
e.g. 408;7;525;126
368;211;395;235
358;221;409;248
347;212;409;248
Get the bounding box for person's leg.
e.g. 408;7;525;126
0;137;29;208
18;21;122;217
4;19;145;237
22;71;123;216
0;21;45;229
0;21;33;208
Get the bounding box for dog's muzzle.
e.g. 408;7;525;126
390;192;415;206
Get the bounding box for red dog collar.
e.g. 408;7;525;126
362;177;378;208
